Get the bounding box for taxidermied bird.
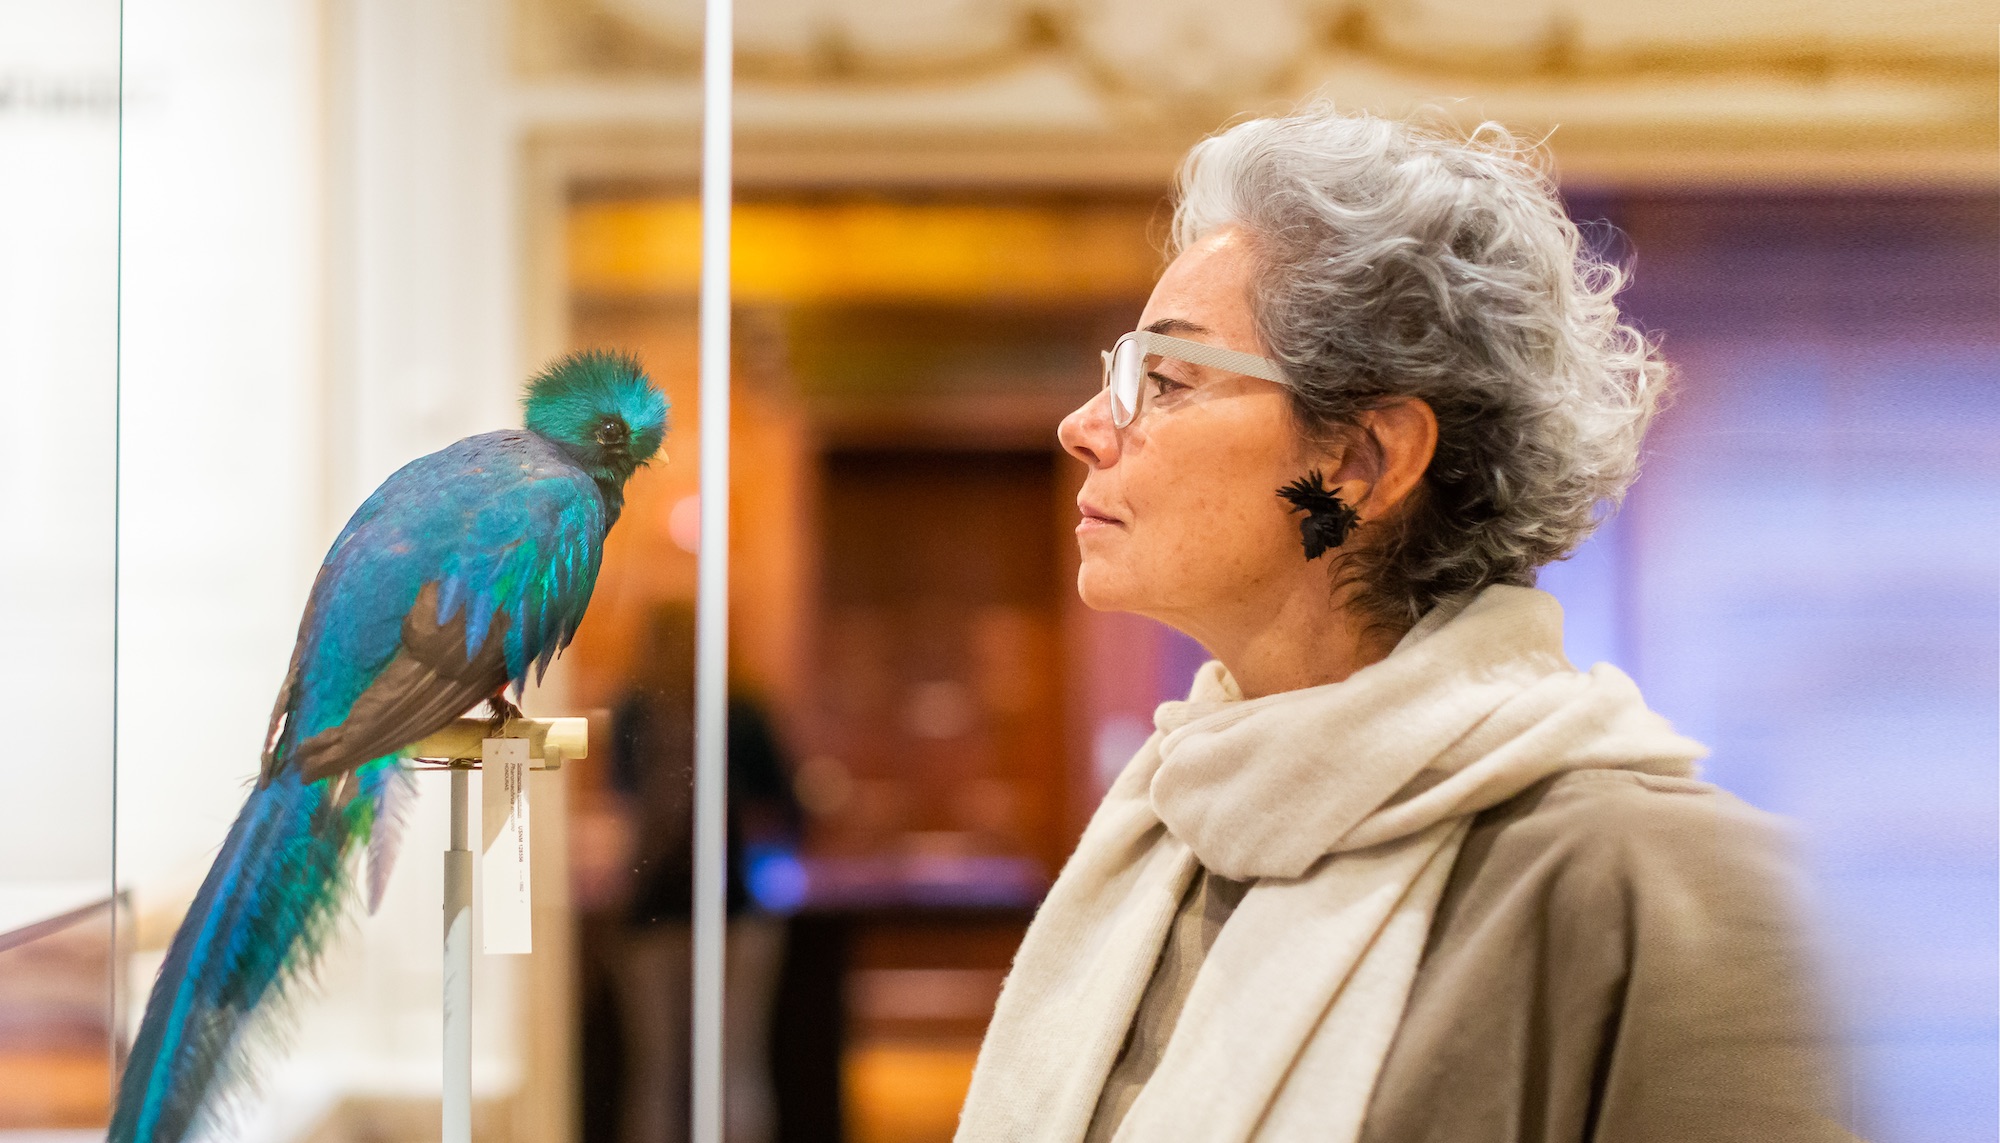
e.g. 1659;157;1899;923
110;350;667;1143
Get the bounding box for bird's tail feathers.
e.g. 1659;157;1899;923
364;762;416;914
109;758;393;1143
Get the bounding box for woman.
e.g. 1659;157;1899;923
604;604;801;1143
956;109;1854;1142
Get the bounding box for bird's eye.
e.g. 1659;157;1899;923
594;419;629;447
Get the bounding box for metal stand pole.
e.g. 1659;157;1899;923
443;766;473;1143
407;719;583;1143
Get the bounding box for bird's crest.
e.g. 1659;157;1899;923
523;350;668;485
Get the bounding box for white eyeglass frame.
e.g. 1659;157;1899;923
1098;330;1287;428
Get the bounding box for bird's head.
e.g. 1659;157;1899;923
522;350;668;487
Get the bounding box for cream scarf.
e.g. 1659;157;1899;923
956;585;1707;1143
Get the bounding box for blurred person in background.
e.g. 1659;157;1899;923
956;108;1857;1142
608;603;803;1143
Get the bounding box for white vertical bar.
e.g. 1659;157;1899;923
443;767;473;1143
692;0;733;1135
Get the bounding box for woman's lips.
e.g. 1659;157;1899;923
1076;503;1123;533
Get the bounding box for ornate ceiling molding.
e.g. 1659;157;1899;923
512;0;1998;186
533;0;1991;90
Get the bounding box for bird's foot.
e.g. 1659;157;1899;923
485;693;524;739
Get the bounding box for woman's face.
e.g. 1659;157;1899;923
1059;227;1324;627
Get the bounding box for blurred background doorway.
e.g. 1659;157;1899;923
560;196;1164;1143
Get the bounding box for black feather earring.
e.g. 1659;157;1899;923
1276;470;1361;560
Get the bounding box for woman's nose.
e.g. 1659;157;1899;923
1059;388;1121;469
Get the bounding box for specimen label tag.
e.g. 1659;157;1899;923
480;737;532;954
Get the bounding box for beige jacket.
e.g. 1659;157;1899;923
1086;769;1860;1142
1360;769;1860;1142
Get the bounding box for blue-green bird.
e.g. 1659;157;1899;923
110;351;667;1143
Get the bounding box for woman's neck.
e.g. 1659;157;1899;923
1169;581;1404;701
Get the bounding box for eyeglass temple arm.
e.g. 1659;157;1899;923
1132;331;1285;383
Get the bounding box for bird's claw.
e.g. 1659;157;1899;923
485;694;524;739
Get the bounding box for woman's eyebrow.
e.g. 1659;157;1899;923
1143;317;1212;337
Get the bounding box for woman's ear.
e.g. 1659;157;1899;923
1321;397;1438;522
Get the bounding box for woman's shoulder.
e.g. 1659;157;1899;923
1456;768;1804;923
1483;767;1791;855
1377;780;1853;1143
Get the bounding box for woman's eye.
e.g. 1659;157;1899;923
1148;371;1190;397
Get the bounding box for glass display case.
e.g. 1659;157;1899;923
0;0;121;1133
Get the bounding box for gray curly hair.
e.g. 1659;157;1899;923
1172;107;1665;628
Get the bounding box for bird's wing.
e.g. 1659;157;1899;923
258;640;304;786
287;581;512;784
276;435;609;786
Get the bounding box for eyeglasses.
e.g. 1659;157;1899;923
1099;330;1287;428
